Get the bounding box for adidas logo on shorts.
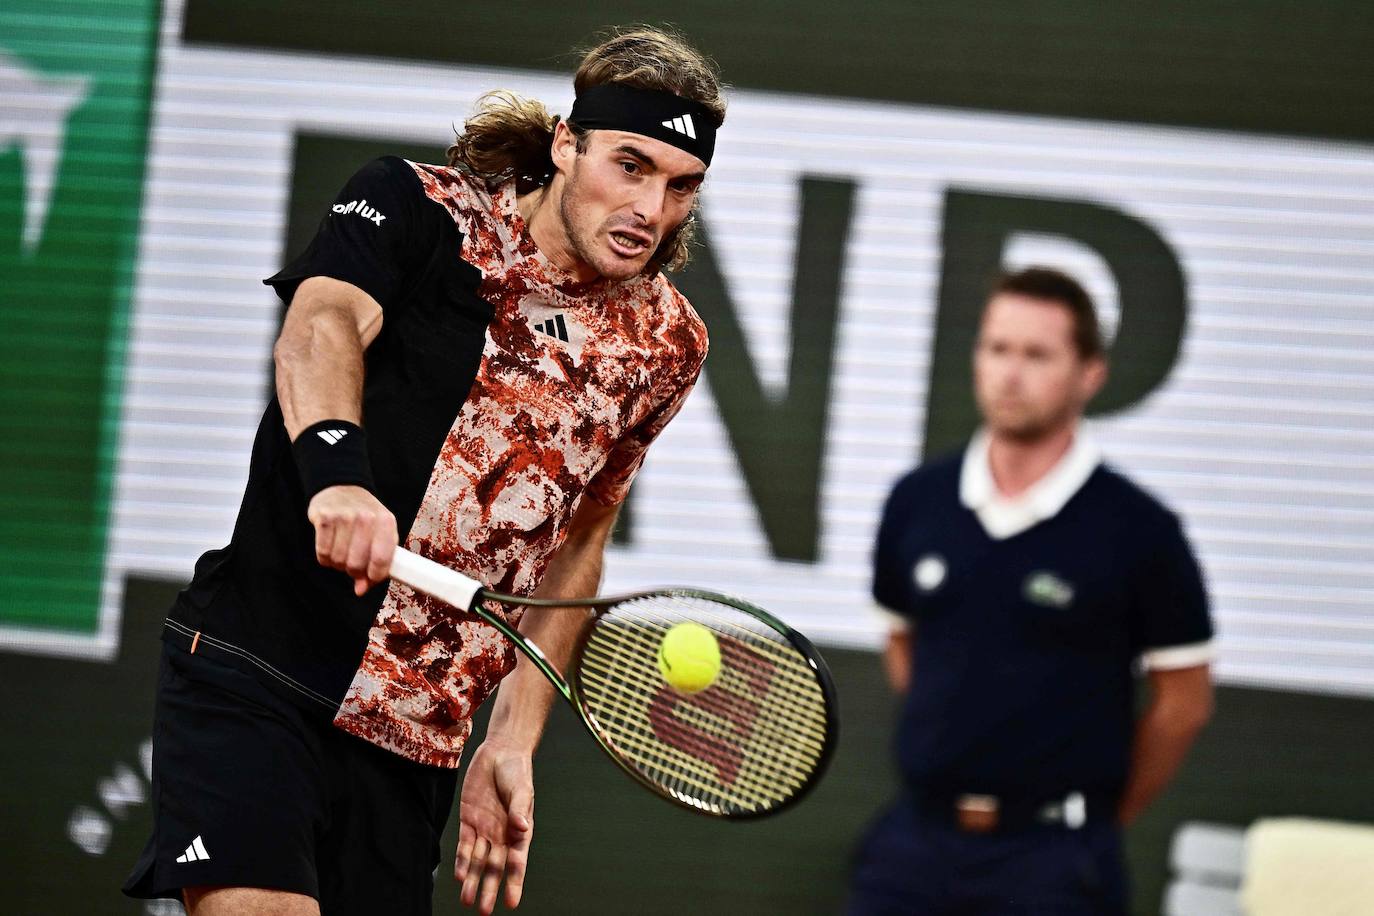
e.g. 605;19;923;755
175;835;211;863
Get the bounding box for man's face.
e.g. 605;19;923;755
550;125;705;281
973;293;1106;441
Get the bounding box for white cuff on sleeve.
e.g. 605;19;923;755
872;603;910;632
1140;640;1215;671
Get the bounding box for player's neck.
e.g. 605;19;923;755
986;421;1078;500
517;181;597;283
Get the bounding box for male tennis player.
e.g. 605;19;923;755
849;268;1215;914
124;27;722;916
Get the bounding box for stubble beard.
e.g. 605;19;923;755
557;170;644;282
986;399;1080;444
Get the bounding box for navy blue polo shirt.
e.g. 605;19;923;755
873;436;1212;804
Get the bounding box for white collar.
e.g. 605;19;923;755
959;426;1102;540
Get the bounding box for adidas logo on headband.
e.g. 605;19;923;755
569;84;717;166
661;115;697;139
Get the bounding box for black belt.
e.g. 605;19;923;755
910;789;1113;833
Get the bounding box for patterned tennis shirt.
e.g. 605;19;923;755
165;157;707;766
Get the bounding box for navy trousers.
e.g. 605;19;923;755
847;800;1128;915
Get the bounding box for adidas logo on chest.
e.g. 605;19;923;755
520;297;587;364
533;313;570;342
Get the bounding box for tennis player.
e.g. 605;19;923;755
849;268;1215;914
124;26;723;916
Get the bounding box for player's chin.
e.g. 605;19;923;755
595;260;649;282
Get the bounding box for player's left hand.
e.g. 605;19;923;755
456;738;534;915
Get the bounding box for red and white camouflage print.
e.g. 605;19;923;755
333;163;708;766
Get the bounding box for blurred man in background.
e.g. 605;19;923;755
849;267;1215;915
123;26;720;916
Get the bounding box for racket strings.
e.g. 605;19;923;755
585;600;828;735
575;660;798;804
573;592;832;816
580;636;800;809
574;637;818;780
580;624;829;753
577;646;812;796
584;614;830;740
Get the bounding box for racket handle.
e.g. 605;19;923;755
389;547;483;611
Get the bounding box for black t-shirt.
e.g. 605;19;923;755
167;157;492;712
162;157;708;769
873;449;1213;803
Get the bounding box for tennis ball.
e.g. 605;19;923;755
657;622;721;694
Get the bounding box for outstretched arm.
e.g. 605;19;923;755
456;496;620;916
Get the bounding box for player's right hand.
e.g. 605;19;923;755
306;485;398;596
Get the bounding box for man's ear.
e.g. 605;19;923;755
1081;355;1109;404
550;120;580;176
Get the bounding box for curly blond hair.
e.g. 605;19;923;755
446;26;726;273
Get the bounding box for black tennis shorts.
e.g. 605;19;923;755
123;642;458;914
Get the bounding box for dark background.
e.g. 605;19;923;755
184;0;1374;145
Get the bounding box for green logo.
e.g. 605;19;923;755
0;2;160;646
1023;570;1075;609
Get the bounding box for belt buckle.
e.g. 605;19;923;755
1037;791;1088;830
954;794;999;833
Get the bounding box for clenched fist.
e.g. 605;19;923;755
307;485;398;595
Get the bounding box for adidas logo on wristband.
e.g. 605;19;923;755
294;421;374;498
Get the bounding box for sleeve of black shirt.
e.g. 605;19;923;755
871;476;913;615
264;156;430;309
1129;513;1214;653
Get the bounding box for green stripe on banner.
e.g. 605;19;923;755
181;1;1374;144
0;0;161;635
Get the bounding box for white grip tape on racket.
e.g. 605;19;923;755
389;547;483;611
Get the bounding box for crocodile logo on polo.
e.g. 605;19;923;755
1023;571;1075;609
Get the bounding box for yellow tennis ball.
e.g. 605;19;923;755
657;622;721;694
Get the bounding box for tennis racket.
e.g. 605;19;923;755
388;546;837;819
